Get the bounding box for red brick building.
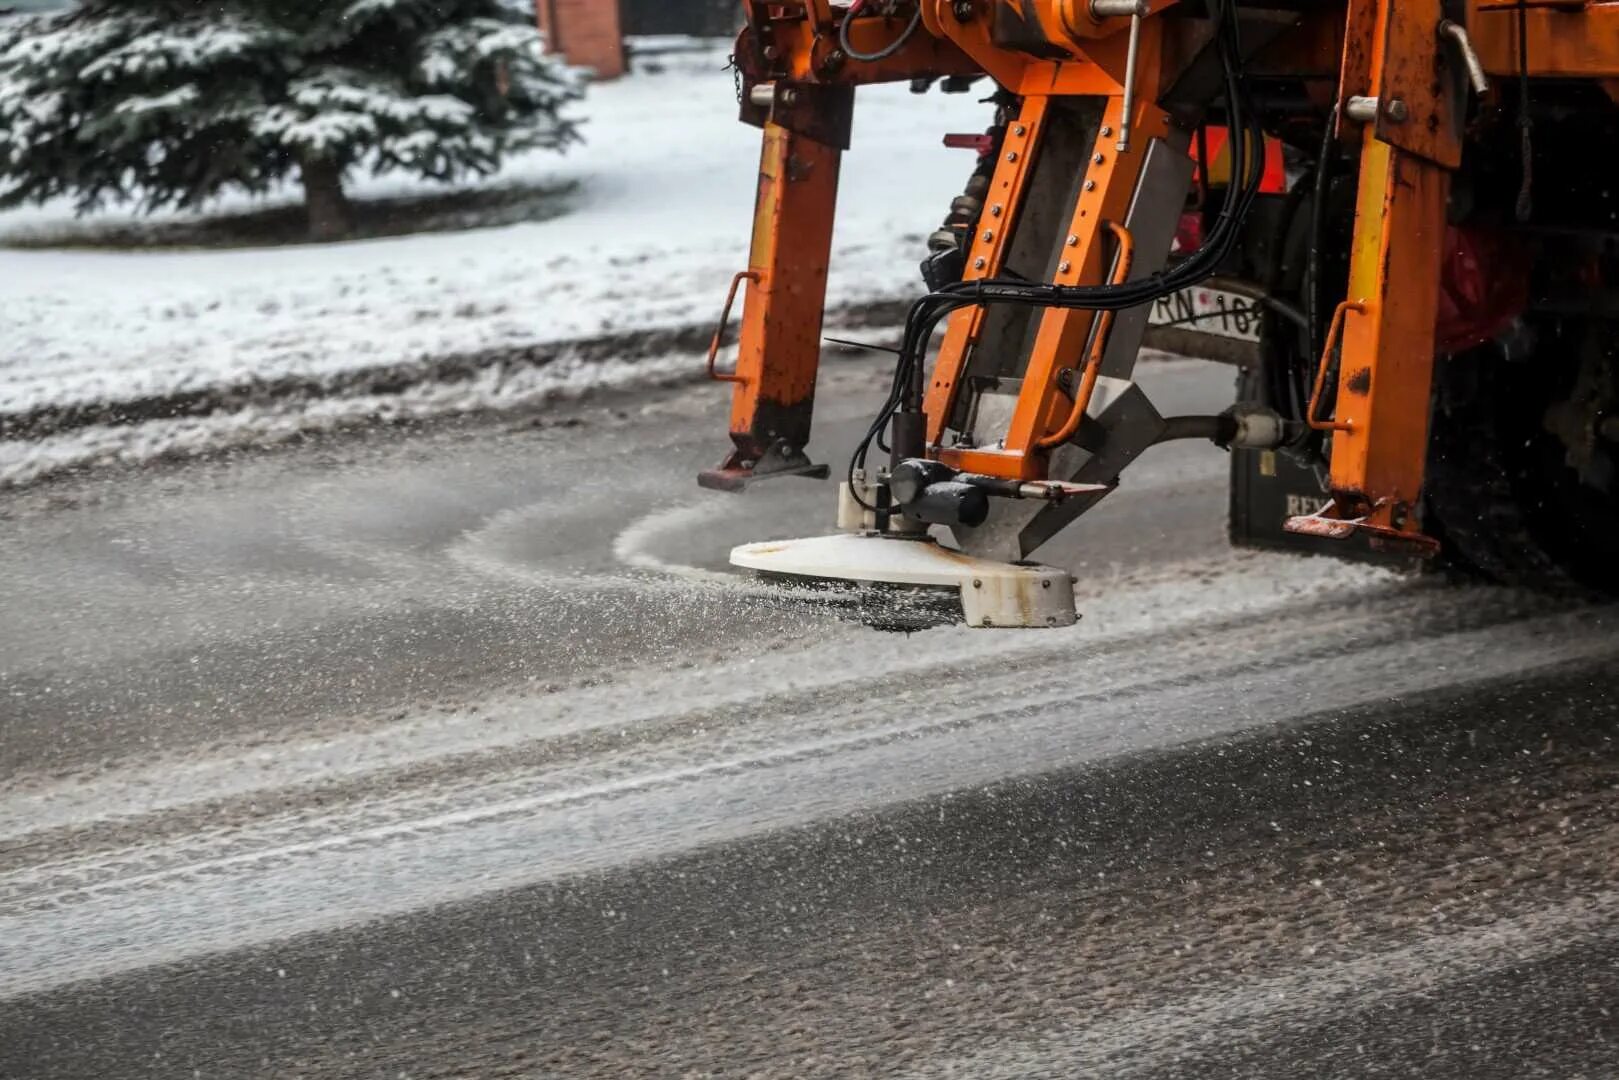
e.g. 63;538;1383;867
535;0;626;80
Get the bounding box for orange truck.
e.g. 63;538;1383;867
699;0;1619;619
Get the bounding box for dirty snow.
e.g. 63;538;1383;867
0;44;987;445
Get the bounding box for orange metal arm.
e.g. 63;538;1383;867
1036;220;1135;450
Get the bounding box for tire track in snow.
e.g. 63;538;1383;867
1;588;1611;1001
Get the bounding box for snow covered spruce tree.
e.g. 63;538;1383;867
0;0;583;240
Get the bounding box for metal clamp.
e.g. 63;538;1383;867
706;270;760;383
1305;300;1365;432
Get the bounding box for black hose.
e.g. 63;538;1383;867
838;2;923;63
1306;104;1336;367
1515;0;1534;221
1153;415;1230;445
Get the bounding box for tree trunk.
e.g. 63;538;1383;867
300;155;354;242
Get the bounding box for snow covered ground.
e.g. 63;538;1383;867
0;44;987;486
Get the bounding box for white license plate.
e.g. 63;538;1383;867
1149;286;1263;342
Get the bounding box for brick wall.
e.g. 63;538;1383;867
535;0;626;80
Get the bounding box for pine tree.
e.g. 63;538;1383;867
0;0;584;240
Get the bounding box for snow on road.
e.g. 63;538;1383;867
0;45;985;441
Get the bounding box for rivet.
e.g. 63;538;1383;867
982;229;994;242
1083;180;1096;191
1066;234;1078;246
1042;579;1052;589
1006;150;1019;162
1014;124;1026;136
1100;125;1112;137
990;204;1003;217
1093;153;1104;164
1058;261;1072;273
974;257;987;270
972;579;983;588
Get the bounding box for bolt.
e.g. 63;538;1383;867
1042;579;1052;589
1066;234;1078;246
982;229;995;242
1384;98;1409;122
1100;125;1112;137
763;45;779;60
1093;152;1105;164
953;0;974;20
1014;124;1026;136
972;579;983;588
779;88;798;106
1058;260;1072;273
990;204;1003;217
974;257;987;270
1006;150;1019;162
1083;179;1096;191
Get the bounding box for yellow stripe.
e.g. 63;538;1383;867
1347;132;1390;305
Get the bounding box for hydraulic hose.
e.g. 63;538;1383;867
838;0;924;63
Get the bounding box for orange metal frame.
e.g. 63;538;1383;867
711;0;1619;554
934;88;1172;480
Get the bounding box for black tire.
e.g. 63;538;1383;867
1425;318;1619;595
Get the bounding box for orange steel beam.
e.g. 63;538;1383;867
920;0;1160;97
1332;135;1448;524
935;90;1172;481
1003;92;1169;459
714;117;846;472
1472;3;1619;78
1285;131;1449;553
1281;0;1459;552
1036;219;1135;450
768;16;979;84
922;95;1053;446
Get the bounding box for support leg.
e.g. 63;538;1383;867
699;113;848;491
1286;131;1449;553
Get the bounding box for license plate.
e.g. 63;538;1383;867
1149;286;1262;342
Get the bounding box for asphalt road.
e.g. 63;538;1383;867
3;354;1618;1078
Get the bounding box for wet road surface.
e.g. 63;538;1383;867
3;355;1617;1078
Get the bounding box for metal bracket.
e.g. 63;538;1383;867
1283;499;1441;556
698;438;831;493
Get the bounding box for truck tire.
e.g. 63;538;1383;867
1425;317;1619;595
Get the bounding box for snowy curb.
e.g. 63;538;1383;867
0;300;912;491
1;298;911;443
